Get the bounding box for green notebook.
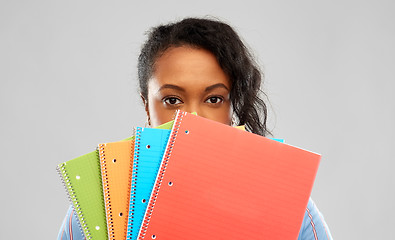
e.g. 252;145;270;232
57;120;174;239
57;151;107;239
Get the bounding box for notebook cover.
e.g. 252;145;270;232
57;151;107;240
138;110;321;240
98;139;134;240
127;127;171;240
127;124;245;239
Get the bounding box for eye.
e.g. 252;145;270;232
163;97;182;105
205;96;223;104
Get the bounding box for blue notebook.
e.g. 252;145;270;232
126;127;171;240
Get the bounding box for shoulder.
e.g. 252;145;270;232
298;198;333;240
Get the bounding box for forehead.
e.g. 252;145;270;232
150;46;230;90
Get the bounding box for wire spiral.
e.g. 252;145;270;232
57;163;89;239
138;110;184;239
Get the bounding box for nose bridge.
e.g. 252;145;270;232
184;100;201;116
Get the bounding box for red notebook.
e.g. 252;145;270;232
138;110;321;240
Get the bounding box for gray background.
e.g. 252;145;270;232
1;0;394;239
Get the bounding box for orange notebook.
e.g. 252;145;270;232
98;139;134;240
138;111;321;240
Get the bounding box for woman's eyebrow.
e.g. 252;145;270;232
205;83;229;92
158;84;185;92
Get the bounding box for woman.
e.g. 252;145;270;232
58;17;332;239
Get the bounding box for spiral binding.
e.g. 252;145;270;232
138;110;185;239
127;128;136;230
127;127;142;239
98;143;114;240
56;163;90;239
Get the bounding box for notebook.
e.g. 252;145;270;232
57;151;107;240
98;139;134;240
138;110;321;240
127;127;171;240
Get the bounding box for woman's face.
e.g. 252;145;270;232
143;46;232;127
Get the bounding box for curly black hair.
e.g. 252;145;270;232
138;17;270;136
